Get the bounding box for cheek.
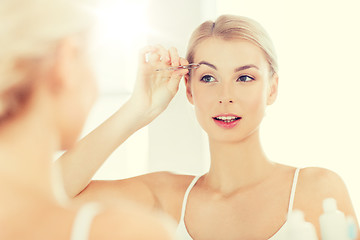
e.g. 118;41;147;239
241;86;268;119
191;84;216;113
193;91;213;108
189;84;216;131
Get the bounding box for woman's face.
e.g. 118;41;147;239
185;38;278;143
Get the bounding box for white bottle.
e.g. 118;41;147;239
319;198;350;240
287;210;318;240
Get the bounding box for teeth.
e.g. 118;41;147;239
215;116;240;122
216;116;237;120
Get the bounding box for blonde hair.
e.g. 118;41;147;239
0;0;95;122
186;15;278;75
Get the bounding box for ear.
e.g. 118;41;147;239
266;73;279;105
184;73;194;105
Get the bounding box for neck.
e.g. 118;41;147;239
0;107;59;202
205;130;276;195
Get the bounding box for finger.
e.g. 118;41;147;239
154;44;170;64
147;51;161;64
139;45;156;64
169;66;188;88
173;68;189;77
167;71;186;94
168;47;180;67
171;58;189;75
179;57;189;66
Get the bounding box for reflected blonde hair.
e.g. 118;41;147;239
186;15;278;75
0;0;95;123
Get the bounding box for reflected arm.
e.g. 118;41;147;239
55;45;188;199
55;101;149;198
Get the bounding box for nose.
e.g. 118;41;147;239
218;83;235;104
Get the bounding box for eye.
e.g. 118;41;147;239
237;75;255;82
200;75;216;83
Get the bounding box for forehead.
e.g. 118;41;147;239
193;38;268;70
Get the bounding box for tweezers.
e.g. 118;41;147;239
155;63;200;71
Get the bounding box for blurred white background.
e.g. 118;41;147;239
75;0;360;218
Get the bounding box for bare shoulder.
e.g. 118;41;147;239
139;172;196;201
87;173;195;238
76;171;195;214
83;171;194;193
297;167;348;199
139;171;196;220
139;171;196;192
295;167;359;233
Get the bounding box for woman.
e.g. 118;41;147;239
57;15;359;239
0;0;183;239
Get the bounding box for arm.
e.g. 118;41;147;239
55;46;189;199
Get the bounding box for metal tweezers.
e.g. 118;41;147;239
155;63;200;71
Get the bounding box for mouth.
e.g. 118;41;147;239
212;114;242;128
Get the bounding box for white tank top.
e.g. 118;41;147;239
175;168;301;240
70;202;102;240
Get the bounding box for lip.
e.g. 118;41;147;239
212;114;242;129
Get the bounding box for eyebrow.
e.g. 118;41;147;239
234;64;259;72
198;61;217;70
197;61;259;72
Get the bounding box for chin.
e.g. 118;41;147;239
212;135;247;144
208;126;261;144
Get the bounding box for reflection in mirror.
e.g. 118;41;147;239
70;0;360;237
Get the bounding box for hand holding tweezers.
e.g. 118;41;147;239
155;63;200;71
